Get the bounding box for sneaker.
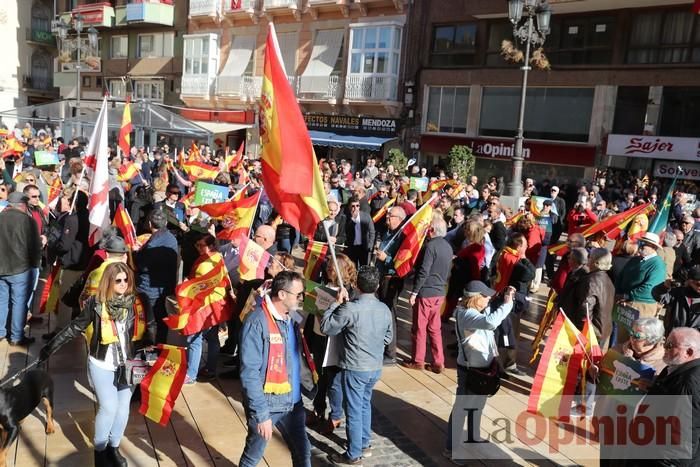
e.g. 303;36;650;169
362;446;372;458
184;376;197;385
9;336;35;347
505;366;526;377
382;357;396;366
441;449;467;466
328;451;362;466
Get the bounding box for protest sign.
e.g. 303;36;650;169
34;151;59;166
612;303;640;333
193;181;229;206
303;281;338;316
596;349;656;397
409;177;429;192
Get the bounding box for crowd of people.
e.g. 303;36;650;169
0;123;699;466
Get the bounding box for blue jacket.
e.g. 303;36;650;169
239;299;316;425
136;229;178;292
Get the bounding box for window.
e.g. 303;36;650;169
82;76;91;87
659;87;700;137
480;87;594;142
424;86;469;134
134;80;164;102
111;35;128;59
612;86;649;135
430;24;477;67
627;10;700;64
109;80;126;99
184;36;211;75
137;32;174;59
546;15;615;65
485;22;514;66
348;25;402;76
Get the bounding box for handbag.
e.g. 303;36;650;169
114;333;148;386
455;315;503;397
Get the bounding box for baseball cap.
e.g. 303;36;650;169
464;281;496;297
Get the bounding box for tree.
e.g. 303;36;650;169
385;148;408;176
447;145;475;182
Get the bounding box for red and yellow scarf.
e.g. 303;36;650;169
85;297;146;345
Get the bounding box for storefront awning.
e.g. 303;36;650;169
192;121;251;134
309;130;395;151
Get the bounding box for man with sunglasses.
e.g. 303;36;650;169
653;265;700;336
679;215;700;268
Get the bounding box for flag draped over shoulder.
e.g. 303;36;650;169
139;344;187;426
86;97;111;247
303;241;328;280
259;23;329;238
648;177;677;235
238;237;271;281
492;246;520;293
216;191;261;241
394;200;435;278
114;203;137;248
528;311;585;420
118;99;132;156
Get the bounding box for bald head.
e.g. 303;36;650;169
664;327;700;368
254;225;276;250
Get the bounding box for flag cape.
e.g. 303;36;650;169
86;97;111;246
303;241;328;280
238;237;271;281
528;311;585;420
492;246;520;293
530;290;558;364
216;191;260;241
117;162;139;182
114;203;137;248
224;143;244;171
118;100;132;156
648;178;677;235
39;264;61;314
394;200;434;278
139;344;187;426
183;160;219;181
372;197;396;223
259;23;329;237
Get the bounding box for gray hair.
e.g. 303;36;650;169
570;247;588;267
663;232;677;248
430;215;448;237
632;318;665;345
588;248;612;272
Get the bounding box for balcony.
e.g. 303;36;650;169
225;0;257;12
344;75;398;102
26;28;56;47
126;2;174;26
216;75;262;101
189;0;222;17
181;75;214;97
60;2;115;28
298;75;342;102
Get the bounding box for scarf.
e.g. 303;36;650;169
94;294;145;345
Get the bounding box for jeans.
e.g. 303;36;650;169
186;326;220;380
0;269;32;342
239;401;310;467
314;366;343;421
138;287;169;345
411;296;445;366
446;366;488;452
342;369;381;460
88;359;134;450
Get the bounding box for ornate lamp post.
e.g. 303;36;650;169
506;0;552;199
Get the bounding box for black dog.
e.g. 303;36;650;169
0;370;55;467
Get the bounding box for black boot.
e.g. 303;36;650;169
106;446;128;467
94;449;114;467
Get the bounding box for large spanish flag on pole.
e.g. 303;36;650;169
139;344;187;426
216;190;261;241
259;23;329;238
118;98;132;157
114;203;137;249
303;240;328;280
393;198;436;278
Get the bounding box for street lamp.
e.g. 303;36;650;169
506;0;552;199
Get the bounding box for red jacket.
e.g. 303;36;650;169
567;208;597;235
523;226;544;265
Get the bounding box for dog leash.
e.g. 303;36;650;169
0;359;42;388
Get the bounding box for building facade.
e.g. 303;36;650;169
183;0;408;161
404;0;700;187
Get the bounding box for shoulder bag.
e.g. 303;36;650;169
455;315;503;396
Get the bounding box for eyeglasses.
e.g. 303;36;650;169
630;332;649;341
663;342;690;350
283;289;305;299
114;278;128;284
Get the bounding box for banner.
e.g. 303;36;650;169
194;181;229;206
34;151;59;166
303;281;338;316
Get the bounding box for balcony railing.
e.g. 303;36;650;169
225;0;257;12
344;75;398;101
189;0;222;17
298;75;342;101
26;28;56;46
24;75;52;91
182;75;214;96
216;75;262;100
265;0;297;8
126;2;174;26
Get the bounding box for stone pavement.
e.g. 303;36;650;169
3;275;599;466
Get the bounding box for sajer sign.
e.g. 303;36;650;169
607;134;700;161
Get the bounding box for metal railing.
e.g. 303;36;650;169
225;0;257;11
181;75;213;96
215;75;262;100
189;0;222;17
297;74;342;100
24;75;52;90
344;75;398;101
264;0;297;8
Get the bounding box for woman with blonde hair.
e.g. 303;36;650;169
443;221;486;321
40;262;148;466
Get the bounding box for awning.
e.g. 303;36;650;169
309;130;395;151
192;121;251;134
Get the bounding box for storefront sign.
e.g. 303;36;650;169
607;134;700;161
653;161;700;181
304;114;398;137
420;135;596;167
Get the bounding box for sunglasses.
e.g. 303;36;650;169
168;191;181;196
114;278;128;284
283;289;305;299
630;332;649;341
29;195;40;199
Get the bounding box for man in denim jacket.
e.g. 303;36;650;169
239;271;316;467
321;266;393;465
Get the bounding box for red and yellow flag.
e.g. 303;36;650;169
113;203;137;249
139;344;187;426
189;141;202;161
530;290;558;364
117;161;139;182
216;191;261;241
528;311;585;420
182;160;219;181
303;241;328;280
394;200;435;278
197;187;255;219
224;142;244;171
47;176;63;210
372;197;397;223
238;237;271;281
259;24;329;238
118;98;132;156
39;264;61;314
1;135;26;158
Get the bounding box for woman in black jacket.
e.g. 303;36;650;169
40;262;148;467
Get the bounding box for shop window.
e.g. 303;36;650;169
659;87;700;137
627;10;700;64
612;86;649;135
424;86;469;134
430;23;477;67
546;15;614;65
479;87;594;143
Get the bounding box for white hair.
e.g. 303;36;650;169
632;318;665;345
589;248;612;272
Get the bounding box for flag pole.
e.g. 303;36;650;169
322;221;345;291
69;165;86;214
380;193;438;253
248;186;264;239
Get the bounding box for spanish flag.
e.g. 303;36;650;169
139;344;187;426
238;237;271;281
1;135;26;158
197;186;255;219
259;24;329;238
530;290;558;364
117;161;139;182
394;198;435;278
527;311;585;420
189;141;202;161
113;203;137;249
303;241;328;280
372;197;396;223
216;191;261;241
182;160;219;181
39;264;61;314
491;246;520;293
118;98;132;156
47;176;63;210
224;142;244;171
